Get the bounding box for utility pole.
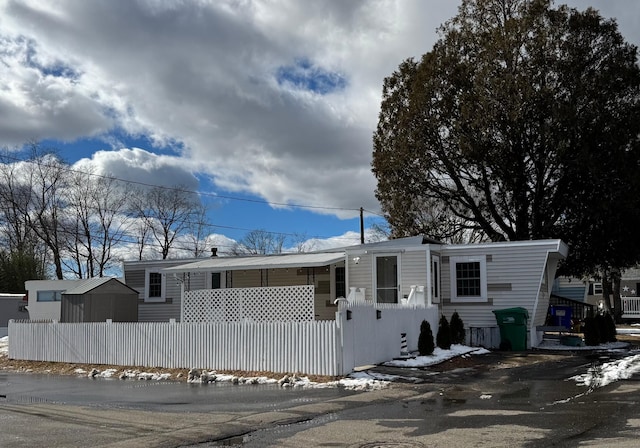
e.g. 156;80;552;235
360;207;365;244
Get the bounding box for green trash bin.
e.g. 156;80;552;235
492;307;529;350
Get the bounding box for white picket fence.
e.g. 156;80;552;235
9;320;341;375
8;300;439;376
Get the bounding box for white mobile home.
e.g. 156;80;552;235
157;236;568;348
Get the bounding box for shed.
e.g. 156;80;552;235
0;293;28;337
60;278;139;323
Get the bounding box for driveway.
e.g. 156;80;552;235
3;348;640;447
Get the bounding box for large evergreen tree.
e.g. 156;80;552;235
373;0;640;305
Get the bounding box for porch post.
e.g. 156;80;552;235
426;246;433;307
179;278;185;322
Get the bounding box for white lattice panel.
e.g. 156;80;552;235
183;285;315;322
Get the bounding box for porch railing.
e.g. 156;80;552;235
621;297;640;319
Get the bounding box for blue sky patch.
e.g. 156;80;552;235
276;58;347;94
22;37;80;80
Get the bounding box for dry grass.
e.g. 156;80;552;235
0;353;340;383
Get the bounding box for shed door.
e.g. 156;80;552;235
375;255;399;303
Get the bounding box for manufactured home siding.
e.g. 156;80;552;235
124;259;203;322
229;270;262;288
441;243;554;328
400;250;427;300
347;255;373;301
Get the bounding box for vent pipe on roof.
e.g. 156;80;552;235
211;247;218;257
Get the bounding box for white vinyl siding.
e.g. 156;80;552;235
441;243;558;328
400;250;428;300
347;255;373;301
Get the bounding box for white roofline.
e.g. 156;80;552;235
443;239;568;255
161;252;346;273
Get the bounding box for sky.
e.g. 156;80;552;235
1;0;639;255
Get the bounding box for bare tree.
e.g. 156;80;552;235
6;146;71;279
64;169;130;277
230;229;287;255
0;154;39;254
182;205;213;258
130;185;203;259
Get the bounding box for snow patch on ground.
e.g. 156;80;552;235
383;344;491;368
570;353;640;389
184;369;388;391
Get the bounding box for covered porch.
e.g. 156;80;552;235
161;252;347;320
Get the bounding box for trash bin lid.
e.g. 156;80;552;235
492;307;529;318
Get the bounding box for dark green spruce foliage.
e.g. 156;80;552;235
418;320;435;356
436;315;452;350
450;311;466;345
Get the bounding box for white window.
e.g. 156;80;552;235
450;256;487;302
592;282;603;295
37;290;64;302
145;268;165;302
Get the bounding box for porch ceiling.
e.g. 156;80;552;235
160;252;346;273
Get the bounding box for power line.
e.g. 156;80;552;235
0;152;378;215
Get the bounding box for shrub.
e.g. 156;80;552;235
436;314;452;350
450;311;466;345
583;316;600;346
418;320;435;355
603;312;617;343
595;313;608;344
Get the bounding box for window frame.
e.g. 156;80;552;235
145;268;166;303
334;266;346;299
36;290;64;302
374;253;400;304
431;255;440;304
449;256;488;303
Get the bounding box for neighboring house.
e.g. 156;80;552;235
152;236;568;348
25;279;85;320
24;278;135;322
552;277;589;302
0;293;28;337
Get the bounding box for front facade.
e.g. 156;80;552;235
150;236;567;348
344;237;567;347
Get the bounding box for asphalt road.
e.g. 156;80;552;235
2;350;640;447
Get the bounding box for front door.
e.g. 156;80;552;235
375;255;399;303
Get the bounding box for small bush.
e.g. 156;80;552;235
418;320;435;355
583;316;600;346
450;311;466;345
603;312;617;343
436;314;452;350
595;313;608;344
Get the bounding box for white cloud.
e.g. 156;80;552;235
0;0;637;220
72;148;200;190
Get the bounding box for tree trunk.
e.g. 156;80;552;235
600;271;613;315
612;269;623;323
